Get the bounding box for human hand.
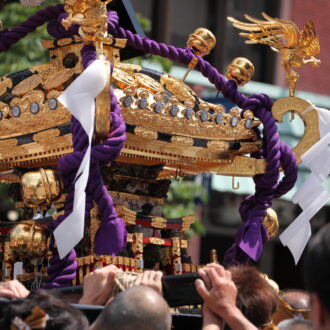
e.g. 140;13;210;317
195;263;237;319
196;264;258;330
134;270;163;295
202;304;224;330
79;265;118;306
0;280;30;299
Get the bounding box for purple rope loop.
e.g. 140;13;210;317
223;94;297;266
0;4;65;52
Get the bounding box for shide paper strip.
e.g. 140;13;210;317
54;59;108;259
280;105;330;263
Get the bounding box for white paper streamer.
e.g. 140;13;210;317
54;60;107;259
301;133;330;180
280;189;330;264
292;173;324;210
280;104;330;263
13;262;23;280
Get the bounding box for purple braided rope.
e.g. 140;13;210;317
0;4;65;52
44;40;126;287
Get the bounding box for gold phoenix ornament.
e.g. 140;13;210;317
228;13;321;96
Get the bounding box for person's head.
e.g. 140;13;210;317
277;318;313;330
273;289;311;324
304;223;330;329
91;285;171;330
228;265;278;329
0;289;89;330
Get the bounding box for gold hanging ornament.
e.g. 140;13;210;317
262;208;279;240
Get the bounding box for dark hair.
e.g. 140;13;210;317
93;285;171;330
229;265;278;328
0;290;89;330
304;223;330;314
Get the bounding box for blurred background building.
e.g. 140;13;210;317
130;0;330;289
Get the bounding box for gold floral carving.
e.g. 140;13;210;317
29;64;57;82
114;62;142;74
0;77;12;95
149;237;165;245
0;88;70;139
239;141;261;154
160;74;195;103
171;136;194;146
207;141;229;150
134;126;158;140
134;73;164;94
33;129;61;142
13;75;42;96
57;38;75;47
43;69;75;90
120;99;257;141
180;240;188;248
151;217;167;229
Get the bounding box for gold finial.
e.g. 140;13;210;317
210;249;219;264
228;13;320;96
182;28;216;82
262;208;279;240
62;0;113;56
226;57;255;86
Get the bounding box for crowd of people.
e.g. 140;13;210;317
0;223;329;330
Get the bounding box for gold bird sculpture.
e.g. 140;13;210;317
228;13;321;96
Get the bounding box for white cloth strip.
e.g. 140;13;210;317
292;173;324;210
54;59;108;259
280;189;330;264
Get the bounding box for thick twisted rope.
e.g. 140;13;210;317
0;4;65;52
44;42;126;287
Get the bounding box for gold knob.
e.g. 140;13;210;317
10;221;49;260
21;168;63;208
182;28;216;82
187;28;216;57
262;208;279;240
226;57;255;86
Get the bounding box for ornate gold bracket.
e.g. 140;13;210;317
271;96;320;163
95;60;111;140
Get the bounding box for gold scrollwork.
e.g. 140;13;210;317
272;96;320;163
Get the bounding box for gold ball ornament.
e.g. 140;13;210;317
10;221;49;260
262;208;279;240
21;168;63;208
226;57;255;86
187;28;216;57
